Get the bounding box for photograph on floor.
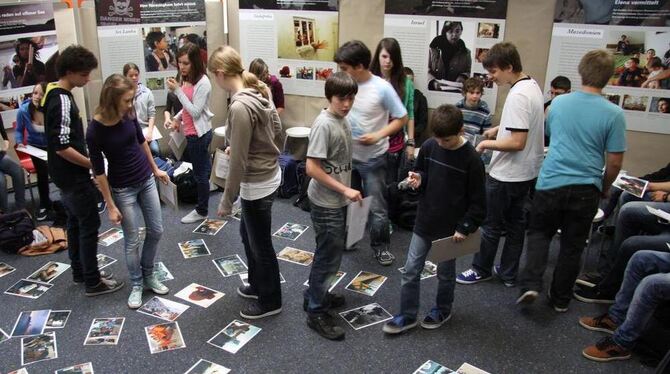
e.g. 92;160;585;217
55;362;94;374
0;262;16;278
5;279;52;299
11;310;50;337
345;271;388;296
45;310;71;329
21;332;57;366
178;239;211;259
273;222;310;240
138;296;190;322
304;270;346;291
153;261;174;282
213;254;248;277
276;246;314;266
184;359;231;374
207;319;261;354
145;321;186;354
399;261;438;280
339;303;393;330
96;254;117;269
98;227;123;246
84;318;125;346
175;283;225;308
26;261;70;283
193;218;228;236
412;359;453;374
0;327;8;344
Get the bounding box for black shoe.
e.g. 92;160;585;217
240;302;282;320
374;245;395;266
237;285;258;300
516;289;539;305
596;225;615;236
303;292;346;312
575;272;603;288
73;269;114;284
36;208;48;221
307;313;345;340
574;286;615;304
547;289;568;313
85;277;124;296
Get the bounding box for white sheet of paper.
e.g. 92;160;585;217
646;205;670;222
346;196;372;249
157;178;178;211
18;145;48;161
214;149;230;179
170;129;186;148
142;126;163;141
168;136;186;160
427;230;482;263
0;140;7;152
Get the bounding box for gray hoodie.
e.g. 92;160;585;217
220;88;282;213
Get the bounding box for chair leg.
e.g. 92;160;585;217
26;172;35;208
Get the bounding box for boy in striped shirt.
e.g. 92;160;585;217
456;77;491;136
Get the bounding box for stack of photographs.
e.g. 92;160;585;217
184;359;231;374
11;310;51;337
398;261;438;280
412;360;454;374
178;239;211;259
175;283;225;308
345;271;388;296
145;322;185;354
55;362;94;374
276;247;314;266
84;318;125;345
27;261;70;283
0;262;16;278
339;303;393;330
46;310;71;329
21;332;57;366
193;219;228;236
273;223;309;241
138;297;190;322
304;271;346;291
5;279;53;299
98;228;123;246
213;254;248;277
208;320;261;354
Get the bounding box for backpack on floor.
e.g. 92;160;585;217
0;210;35;254
293;160;311;212
174;169;198;204
19;226;67;256
278;153;300;198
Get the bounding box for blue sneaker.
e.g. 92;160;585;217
456;268;492;285
382;315;417;335
421;307;451;329
493;265;516;288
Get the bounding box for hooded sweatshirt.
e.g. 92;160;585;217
219;88;282;213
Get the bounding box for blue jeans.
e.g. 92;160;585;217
472;175;534;281
240;190;282;310
0;154;25;212
185;130;212;216
61;181;101;288
352;156;389;246
400;233;456;319
148;140;160;156
519;184;601;305
112;177;163;287
305;203;347;314
609;250;670;349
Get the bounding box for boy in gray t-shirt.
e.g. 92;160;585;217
304;72;362;341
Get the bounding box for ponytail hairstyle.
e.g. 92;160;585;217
207;45;269;99
29;82;48;120
95;74;136;122
177;42;205;84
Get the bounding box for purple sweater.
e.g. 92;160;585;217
86;116;153;188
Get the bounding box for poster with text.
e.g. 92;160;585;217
95;0;207;106
384;0;508;110
239;0;339;97
546;0;670;134
0;2;58;128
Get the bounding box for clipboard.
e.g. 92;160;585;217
427;229;481;263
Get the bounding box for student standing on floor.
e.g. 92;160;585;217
123;63;159;156
303;72;361;340
248;58;285;116
335;40;408;266
456;42;544;288
208;46;283;319
43;45;124;296
383;105;486;335
516;49;626;311
15;82;50;220
87;74;170;309
166;42;214;224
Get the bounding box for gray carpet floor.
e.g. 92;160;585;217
0;189;656;373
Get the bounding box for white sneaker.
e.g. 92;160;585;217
128;286;143;309
181;210;206;224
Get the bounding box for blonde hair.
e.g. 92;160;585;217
207;46;269;99
578;49;614;89
96;74;135;121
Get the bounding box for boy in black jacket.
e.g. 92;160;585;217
383;104;486;334
44;45;123;296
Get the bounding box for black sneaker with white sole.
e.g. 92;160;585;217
516;289;539;305
575;272;603;288
237;285;259;300
73;269;114;284
574;286;615;304
374;246;395;266
239;302;282;320
307;312;345;340
85;277;124;297
36;208;48;221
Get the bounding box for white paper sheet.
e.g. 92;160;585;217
17;145;48;161
142;126;163;141
346;196;372;249
157;178;178;211
214;149;230;179
646;205;670;222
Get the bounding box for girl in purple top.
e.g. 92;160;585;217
86;74;170;309
249;58;285;115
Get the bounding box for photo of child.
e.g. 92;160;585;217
477;22;500;38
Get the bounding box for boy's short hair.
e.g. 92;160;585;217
56;45;98;78
325;71;358;100
629;57;640;65
334;40;371;69
146;31;165;50
462;77;485;95
482;42;522;73
578;49;614;89
403;66;414;76
431;104;463;138
648;57;663;69
550;76;571;91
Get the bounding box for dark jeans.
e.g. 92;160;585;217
609;251;670;349
240;190;281;310
519;184;600;305
305;203;347;314
60;180;101;288
352;156;389;246
30;151;52;210
400;233;455;319
185;130;212;216
472;175;534;281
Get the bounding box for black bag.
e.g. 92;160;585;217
278;153;300;198
174;169;198;204
388;157;420;230
0;210;35;254
293;160;311;212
